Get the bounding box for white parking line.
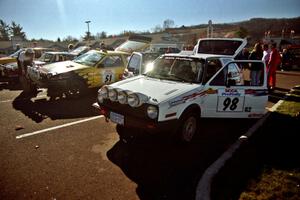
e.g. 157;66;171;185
16;115;104;139
0;95;49;103
0;99;14;103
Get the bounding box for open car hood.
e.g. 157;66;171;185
195;38;247;58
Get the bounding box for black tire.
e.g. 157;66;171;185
47;87;63;100
175;109;200;143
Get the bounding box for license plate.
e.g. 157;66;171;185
110;111;124;125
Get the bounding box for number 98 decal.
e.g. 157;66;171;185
217;96;244;112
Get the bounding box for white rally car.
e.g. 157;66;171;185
94;38;268;142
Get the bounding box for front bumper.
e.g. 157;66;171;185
93;102;178;134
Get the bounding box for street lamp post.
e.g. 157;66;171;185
85;20;91;44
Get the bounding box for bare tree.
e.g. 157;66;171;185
152;25;163;33
163;19;175;30
0;19;10;40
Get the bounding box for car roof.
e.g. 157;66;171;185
44;51;73;55
94;50;130;55
164;52;233;60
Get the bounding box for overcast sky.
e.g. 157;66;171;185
0;0;299;40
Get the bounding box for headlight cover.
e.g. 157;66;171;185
147;105;158;119
97;86;109;103
127;93;140;107
118;91;127;104
108;89;118;101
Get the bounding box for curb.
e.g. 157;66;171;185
195;110;273;200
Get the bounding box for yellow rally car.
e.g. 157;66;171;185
29;50;130;98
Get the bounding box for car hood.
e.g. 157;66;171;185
39;60;88;75
34;60;46;65
112;75;201;103
0;56;13;61
4;62;18;70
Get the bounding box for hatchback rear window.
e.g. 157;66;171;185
198;40;243;56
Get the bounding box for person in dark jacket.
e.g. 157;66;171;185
249;43;263;86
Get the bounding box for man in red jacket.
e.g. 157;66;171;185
267;43;281;90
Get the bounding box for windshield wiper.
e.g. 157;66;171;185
168;74;191;83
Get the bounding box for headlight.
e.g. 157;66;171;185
118;91;127;104
147;105;158;119
108;89;118;101
97;86;109;103
127;93;140;107
47;73;53;79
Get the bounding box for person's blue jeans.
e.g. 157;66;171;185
250;70;261;86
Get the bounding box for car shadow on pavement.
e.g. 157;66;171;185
106;118;257;200
0;81;22;91
12;90;98;123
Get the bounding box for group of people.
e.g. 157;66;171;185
238;42;281;89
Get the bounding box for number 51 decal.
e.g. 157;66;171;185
217;96;245;112
103;70;115;83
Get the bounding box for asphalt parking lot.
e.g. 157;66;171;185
0;72;298;200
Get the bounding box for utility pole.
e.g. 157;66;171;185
85;20;91;44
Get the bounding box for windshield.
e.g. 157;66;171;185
74;51;104;67
39;53;54;63
116;40;148;52
145;56;204;83
197;40;243;55
9;49;23;57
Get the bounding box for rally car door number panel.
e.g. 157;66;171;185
103;70;115;83
217;89;245;112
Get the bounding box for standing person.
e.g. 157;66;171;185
281;48;291;71
267;43;281;90
68;44;74;52
236;48;250;60
249;43;263;86
17;48;37;95
100;41;106;50
262;43;271;65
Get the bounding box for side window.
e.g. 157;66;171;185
210;61;265;86
102;55;124;67
203;59;223;83
128;54;141;74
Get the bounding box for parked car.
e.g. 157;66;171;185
69;46;91;57
0;47;52;65
94;38;268;142
29;50;130;99
115;35;152;53
0;51;74;84
280;45;300;71
34;51;76;66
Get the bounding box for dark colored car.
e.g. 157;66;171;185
280;45;300;71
